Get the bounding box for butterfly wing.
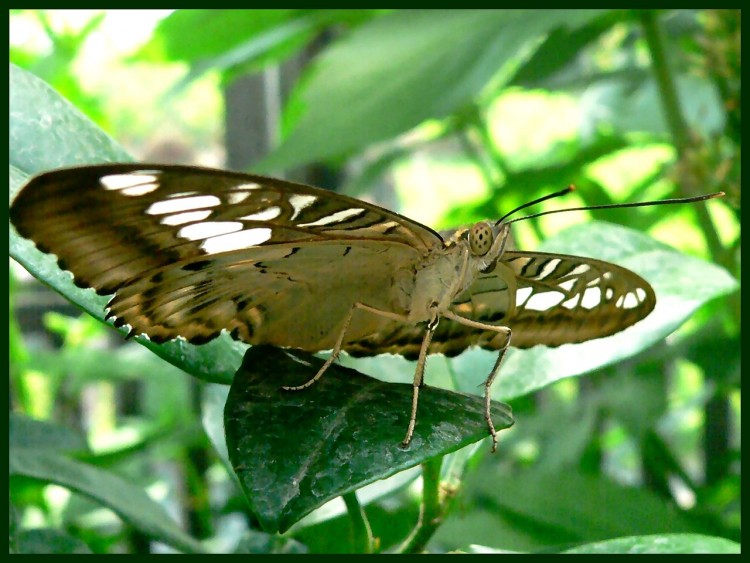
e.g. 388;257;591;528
10;164;444;350
345;250;656;359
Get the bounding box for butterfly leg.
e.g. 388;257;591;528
401;315;439;449
482;329;512;452
441;310;512;453
282;302;409;392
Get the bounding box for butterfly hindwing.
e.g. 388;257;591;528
344;251;655;358
105;240;421;349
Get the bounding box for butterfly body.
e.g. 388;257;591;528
11;163;660;450
10;162;658;359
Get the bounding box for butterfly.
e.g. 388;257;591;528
12;164;716;451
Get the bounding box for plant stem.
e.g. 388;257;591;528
639;8;736;500
343;491;374;554
638;10;725;265
399;457;453;553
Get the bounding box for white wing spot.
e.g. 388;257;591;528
298;207;365;227
525;291;565;311
515;287;533;307
569;264;591;276
178;221;243;241
240;206;282;221
146;195;221;215
562;294;581;309
534;258;562;280
379;220;401;231
201;228;272;254
289;194;317;220
558;279;577;292
581;287;602;309
228;192;251;204
122;183;159;196
161;210;212;226
587;277;602;287
233;182;262;190
605;287;614;301
622;292;641;309
100;173;159;192
636;288;647;301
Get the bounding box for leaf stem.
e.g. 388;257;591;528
343;491;374;554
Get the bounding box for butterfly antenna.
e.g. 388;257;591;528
505;191;725;225
496;185;575;225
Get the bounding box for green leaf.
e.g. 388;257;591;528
15;528;92;554
586;74;726;137
9;63;131;174
139;9;384;85
9;500;18;553
141;9;309;62
259;9;609;171
9;413;89;453
434;469;708;552
509;10;625;87
234;530;308;554
9;64;243;385
162;13;319;96
451;222;738;401
201;383;232;465
562;533;740;554
9;450;206;553
224;346;513;533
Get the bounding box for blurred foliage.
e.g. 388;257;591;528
8;8;740;554
9;10;109;127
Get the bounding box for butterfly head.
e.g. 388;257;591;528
465;221;512;274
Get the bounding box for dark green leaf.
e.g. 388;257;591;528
224;346;513;533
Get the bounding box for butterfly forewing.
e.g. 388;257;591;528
10;165;444;348
344;251;655;359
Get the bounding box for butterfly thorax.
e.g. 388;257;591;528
406;221;510;323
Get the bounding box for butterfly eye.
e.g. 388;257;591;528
469;223;493;256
